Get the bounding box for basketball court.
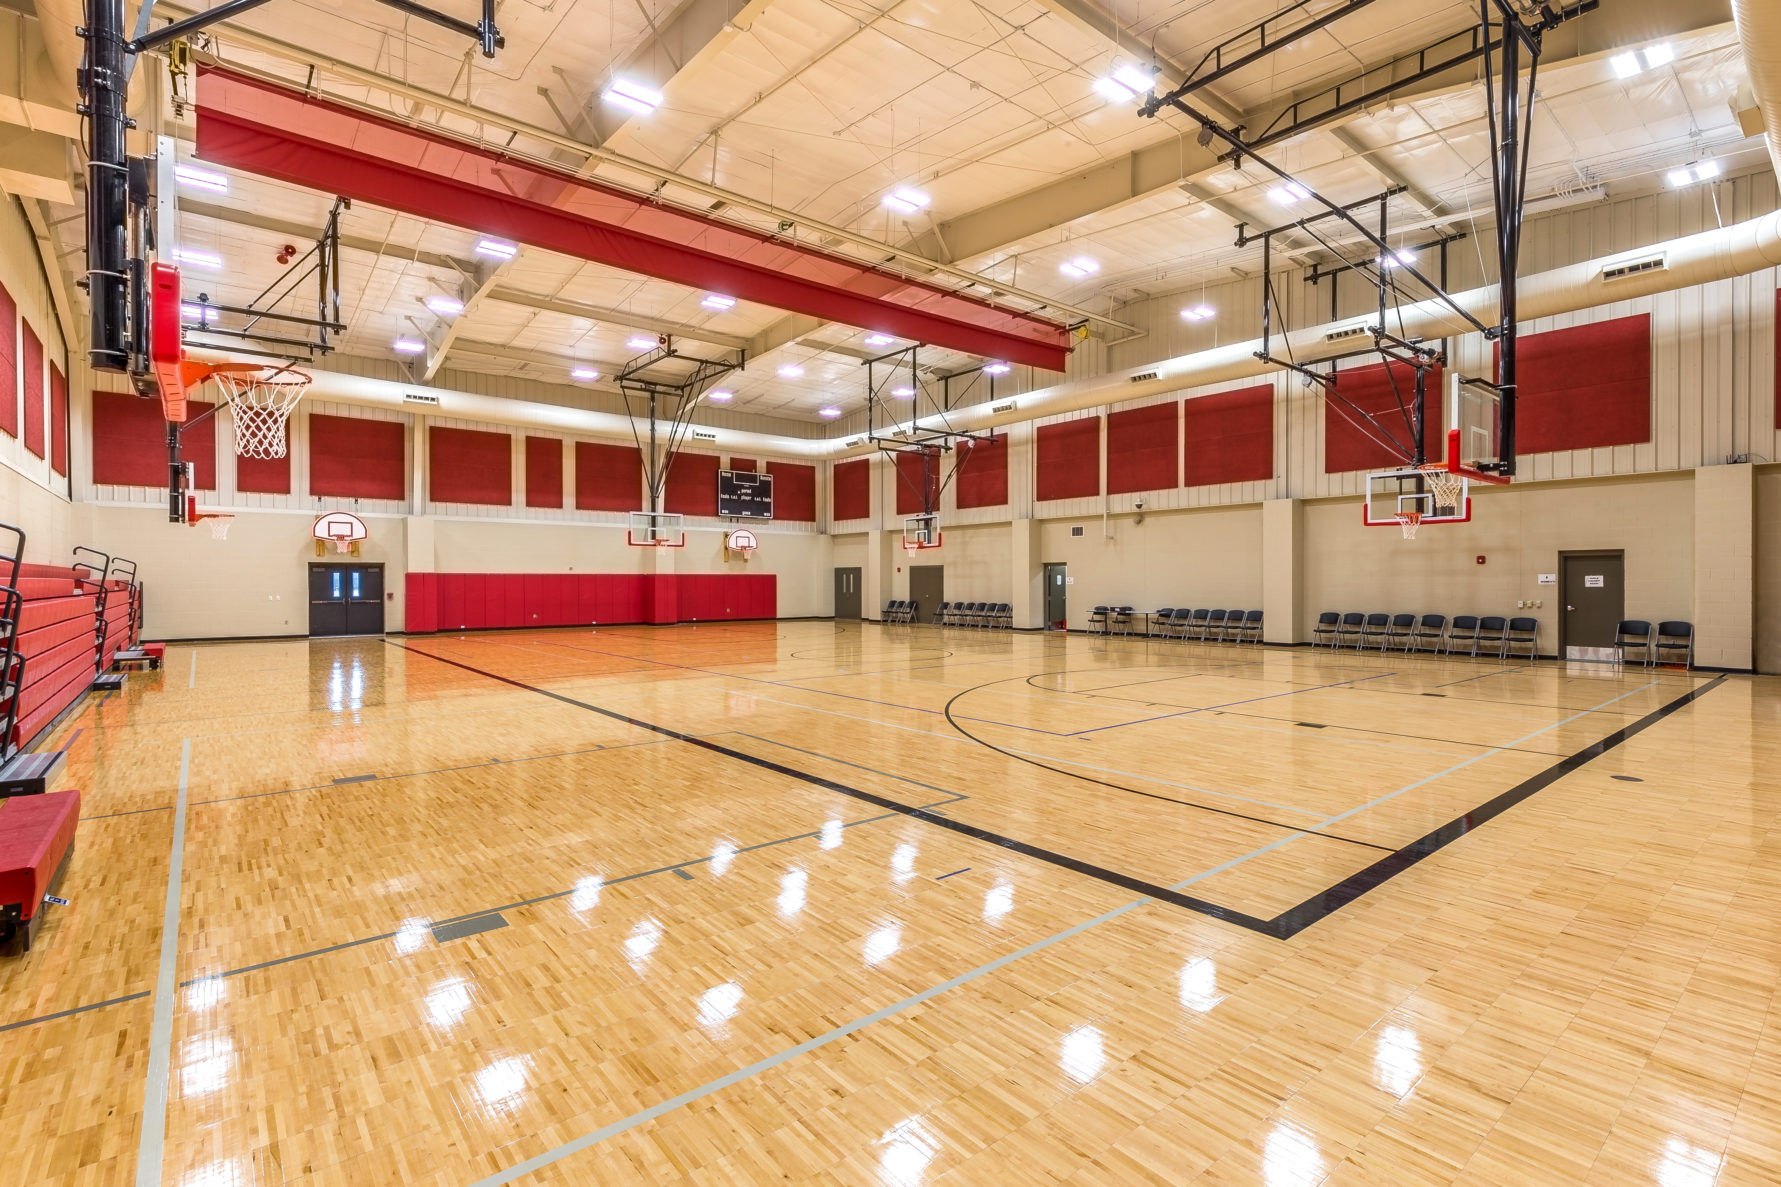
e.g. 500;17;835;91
3;0;1781;1183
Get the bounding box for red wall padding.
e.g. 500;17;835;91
525;436;563;508
92;392;215;488
429;426;511;505
1508;314;1651;454
1775;290;1781;431
1323;361;1444;473
406;571;777;631
1036;416;1100;501
49;364;67;476
1184;385;1274;486
833;457;870;521
575;441;642;511
310;413;406;500
1106;403;1177;494
955;433;1008;508
235;426;292;494
727;457;756;472
21;322;43;458
766;461;816;522
894;448;941;516
0;281;15;439
665;452;720;516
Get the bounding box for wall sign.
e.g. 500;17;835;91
1538;573;1556;585
1585;574;1605;588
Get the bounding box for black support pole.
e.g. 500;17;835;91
82;0;131;371
1495;17;1520;477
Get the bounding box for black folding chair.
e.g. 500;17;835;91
1334;612;1365;648
1088;606;1109;633
1504;617;1538;659
1476;616;1509;658
1409;614;1447;653
1186;608;1212;640
1205;609;1228;641
1359;613;1390;650
1312;612;1340;648
1384;613;1415;650
1446;615;1480;656
1239;609;1263;643
1615;620;1653;666
1219;610;1246;642
1654;621;1694;669
1152;608;1175;638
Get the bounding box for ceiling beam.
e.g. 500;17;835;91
588;0;776;148
423;255;512;380
178;198;474;273
489;288;751;351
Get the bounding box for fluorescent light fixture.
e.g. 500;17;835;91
1059;256;1100;278
983;361;1011;375
570;367;598;381
393;338;426;355
777;363;805;379
601;77;663;116
864;333;895;347
179;303;220;326
1693;160;1721;181
1093;77;1137;103
626;335;658;351
1111;64;1156;94
173;247;222;269
1180;304;1215;321
1268;182;1311;205
1610;52;1641;79
1641;43;1674;69
706;389;734;401
701;293;735;311
1382;249;1417;269
174;164;228;193
818;407;842;418
891;386;915;397
1665;168;1694;187
475;239;516;260
424;295;464;317
882;187;930;215
1612;42;1674;79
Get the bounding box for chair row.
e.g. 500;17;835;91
1090;606;1264;642
1313;612;1538;658
938;602;1011;628
1613;620;1694;668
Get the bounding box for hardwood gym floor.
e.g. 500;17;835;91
2;621;1774;1185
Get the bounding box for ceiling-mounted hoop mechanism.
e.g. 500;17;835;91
615;336;747;524
181;197;351;361
126;0;504;61
863;346;1000;521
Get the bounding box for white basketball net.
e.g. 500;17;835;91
1395;510;1422;540
1418;465;1464;511
207;515;234;540
213;368;310;459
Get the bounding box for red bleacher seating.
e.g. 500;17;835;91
3;563;105;753
0;789;80;952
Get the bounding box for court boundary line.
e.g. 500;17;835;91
134;736;191;1187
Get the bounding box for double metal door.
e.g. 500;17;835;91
309;564;385;637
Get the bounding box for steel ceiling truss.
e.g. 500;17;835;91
184;197;348;359
616;339;746;514
863;346;995;518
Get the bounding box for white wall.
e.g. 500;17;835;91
0;192;73;556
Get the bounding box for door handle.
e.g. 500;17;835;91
1566;605;1574;611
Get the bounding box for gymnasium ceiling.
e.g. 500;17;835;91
23;0;1771;431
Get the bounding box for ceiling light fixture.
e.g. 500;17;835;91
777;363;805;379
626;335;658;351
424;295;464;317
1093;77;1138;103
983;361;1011;375
891;386;915;397
818;407;842;418
173;247;222;269
601;78;663;116
707;389;734;401
475;239;517;260
1381;249;1417;269
571;367;598;381
882;187;930;215
1059;256;1100;278
1111;64;1156;95
179;303;220;326
864;333;895;347
1612;42;1674;79
1180;305;1215;321
1268;182;1311;205
701;293;736;311
1668;160;1721;187
174;164;228;193
393;338;426;355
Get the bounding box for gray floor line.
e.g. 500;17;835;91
134;736;191;1187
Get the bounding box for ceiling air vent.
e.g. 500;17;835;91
1129;370;1160;383
691;429;718;441
845;438;865;449
1071;525;1085;537
1601;253;1666;282
402;391;440;406
991;400;1017;414
1323;324;1370;343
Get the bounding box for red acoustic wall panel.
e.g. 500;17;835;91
894;447;941;516
429;426;511;505
575;442;642;511
236;421;292;493
1776;290;1781;430
48;364;67;476
664;452;720;516
310;414;406;499
727;457;757;472
21;322;42;458
766;461;816;522
0;281;15;439
954;434;1008;508
525;437;563;508
1323;361;1444;473
833;457;870;521
1184;385;1274;486
1508;314;1651;454
1106;403;1177;494
92;392;216;488
1036;417;1100;501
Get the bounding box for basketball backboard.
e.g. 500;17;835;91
1446;373;1511;483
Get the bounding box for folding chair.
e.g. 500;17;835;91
1614;620;1653;666
1504;617;1538;659
1219;610;1246;642
1409;614;1447;653
995;603;1012;629
1384;613;1416;650
1205;609;1228;641
1445;615;1480;656
1358;613;1390;650
1654;621;1694;669
1088;606;1110;633
1166;607;1194;639
1476;616;1509;658
1312;612;1340;648
1239;609;1263;643
1334;612;1365;648
1109;606;1135;635
1152;608;1176;638
1186;608;1212;640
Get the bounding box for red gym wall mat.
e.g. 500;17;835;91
664;452;720;516
1106;403;1178;494
833;457;871;521
236;438;291;494
92;392;216;488
575;442;642;511
49;364;68;477
894;448;941;516
1036;417;1100;501
1506;313;1651;453
766;461;816;521
955;433;1008;508
1323;361;1444;473
727;458;757;472
1184;385;1274;486
525;437;563;508
406;572;777;631
310;413;406;500
429;426;512;505
21;322;42;458
0;281;15;439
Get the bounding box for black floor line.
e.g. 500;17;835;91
389;640;1281;931
0;989;151;1033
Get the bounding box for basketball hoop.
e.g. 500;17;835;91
211;365;311;459
206;514;235;541
1395;510;1423;540
1418;464;1465;511
312;511;368;556
724;528;758;561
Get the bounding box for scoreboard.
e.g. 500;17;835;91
718;469;774;518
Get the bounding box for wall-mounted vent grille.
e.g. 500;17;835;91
1129;370;1160;383
1601;253;1666;281
1323;324;1370;343
691;429;718;441
402;391;440;405
845;438;865;449
991;400;1018;414
1070;525;1085;537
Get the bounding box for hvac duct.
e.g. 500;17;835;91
1732;0;1781;182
